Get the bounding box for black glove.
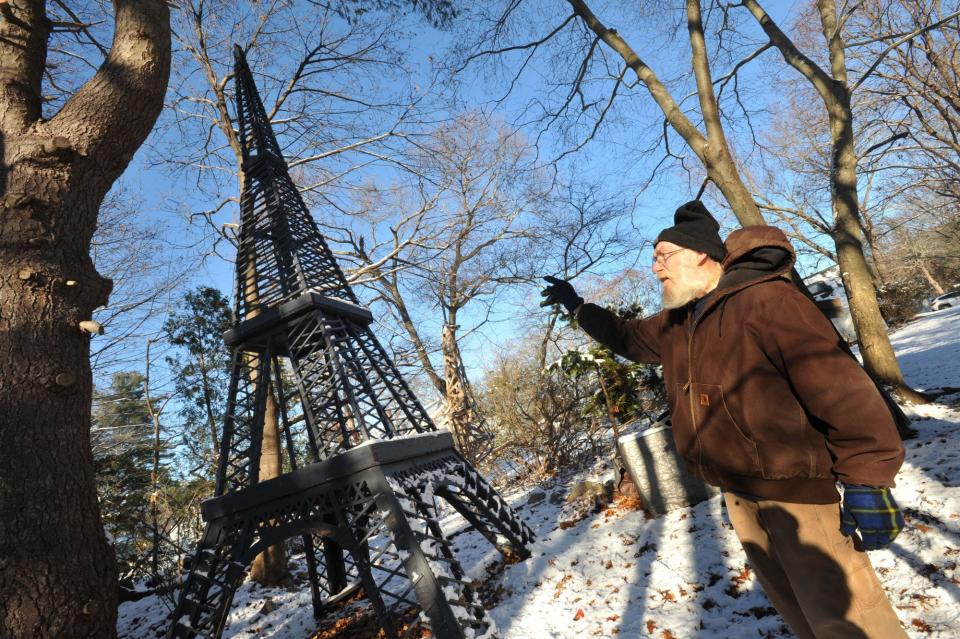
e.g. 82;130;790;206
540;275;584;314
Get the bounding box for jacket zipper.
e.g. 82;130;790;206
680;270;792;481
683;313;702;477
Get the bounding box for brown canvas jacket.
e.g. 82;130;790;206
578;226;905;504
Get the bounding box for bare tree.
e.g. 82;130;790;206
342;114;542;463
484;183;640;475
871;201;960;320
88;187;195;377
861;1;960;204
533;181;636;370
747;72;892;271
418;115;540;463
737;4;960;319
0;1;170;635
332;180;450;395
163;1;443;245
457;0;960;402
481;337;599;475
725;0;958;402
339;157;636;470
457;1;767;226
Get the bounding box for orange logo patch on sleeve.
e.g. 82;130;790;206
699;393;710;406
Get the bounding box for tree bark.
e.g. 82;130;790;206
441;322;472;455
917;259;944;295
248;384;290;585
440;322;492;465
815;1;926;404
685;0;766;227
568;0;766;226
740;0;924;403
235;166;289;585
0;1;171;636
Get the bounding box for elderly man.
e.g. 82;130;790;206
541;201;907;638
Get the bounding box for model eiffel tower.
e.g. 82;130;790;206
167;46;534;639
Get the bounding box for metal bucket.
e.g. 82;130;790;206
617;420;717;516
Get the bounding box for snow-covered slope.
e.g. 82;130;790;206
118;308;960;638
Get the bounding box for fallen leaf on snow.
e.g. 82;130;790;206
910;593;938;609
911;618;932;633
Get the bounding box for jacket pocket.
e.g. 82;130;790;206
754;410;831;480
692;383;762;476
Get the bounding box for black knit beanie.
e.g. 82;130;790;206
655;200;726;262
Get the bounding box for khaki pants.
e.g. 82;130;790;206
723;493;907;639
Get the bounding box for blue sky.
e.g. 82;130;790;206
97;1;836;388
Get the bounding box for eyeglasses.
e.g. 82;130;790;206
652;247;686;267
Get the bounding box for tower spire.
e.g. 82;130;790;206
231;44;356;323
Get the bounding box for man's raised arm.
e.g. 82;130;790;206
540;276;663;364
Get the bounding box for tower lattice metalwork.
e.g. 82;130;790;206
167;46;534;639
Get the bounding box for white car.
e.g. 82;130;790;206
931;290;960;311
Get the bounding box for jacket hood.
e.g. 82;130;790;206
715;226;796;295
723;225;796;267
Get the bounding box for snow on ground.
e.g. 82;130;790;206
119;306;960;638
883;305;960;393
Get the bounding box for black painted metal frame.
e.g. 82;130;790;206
167;46;534;639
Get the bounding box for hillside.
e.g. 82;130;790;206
119;307;960;638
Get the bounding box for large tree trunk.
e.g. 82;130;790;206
816;2;927;404
917;259;945;295
441;323;472;454
0;2;170;636
440;322;492;465
740;0;924;404
248;385;290;585
236;171;290;586
686;0;766;227
831;106;924;402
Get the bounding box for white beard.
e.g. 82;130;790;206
661;277;709;310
